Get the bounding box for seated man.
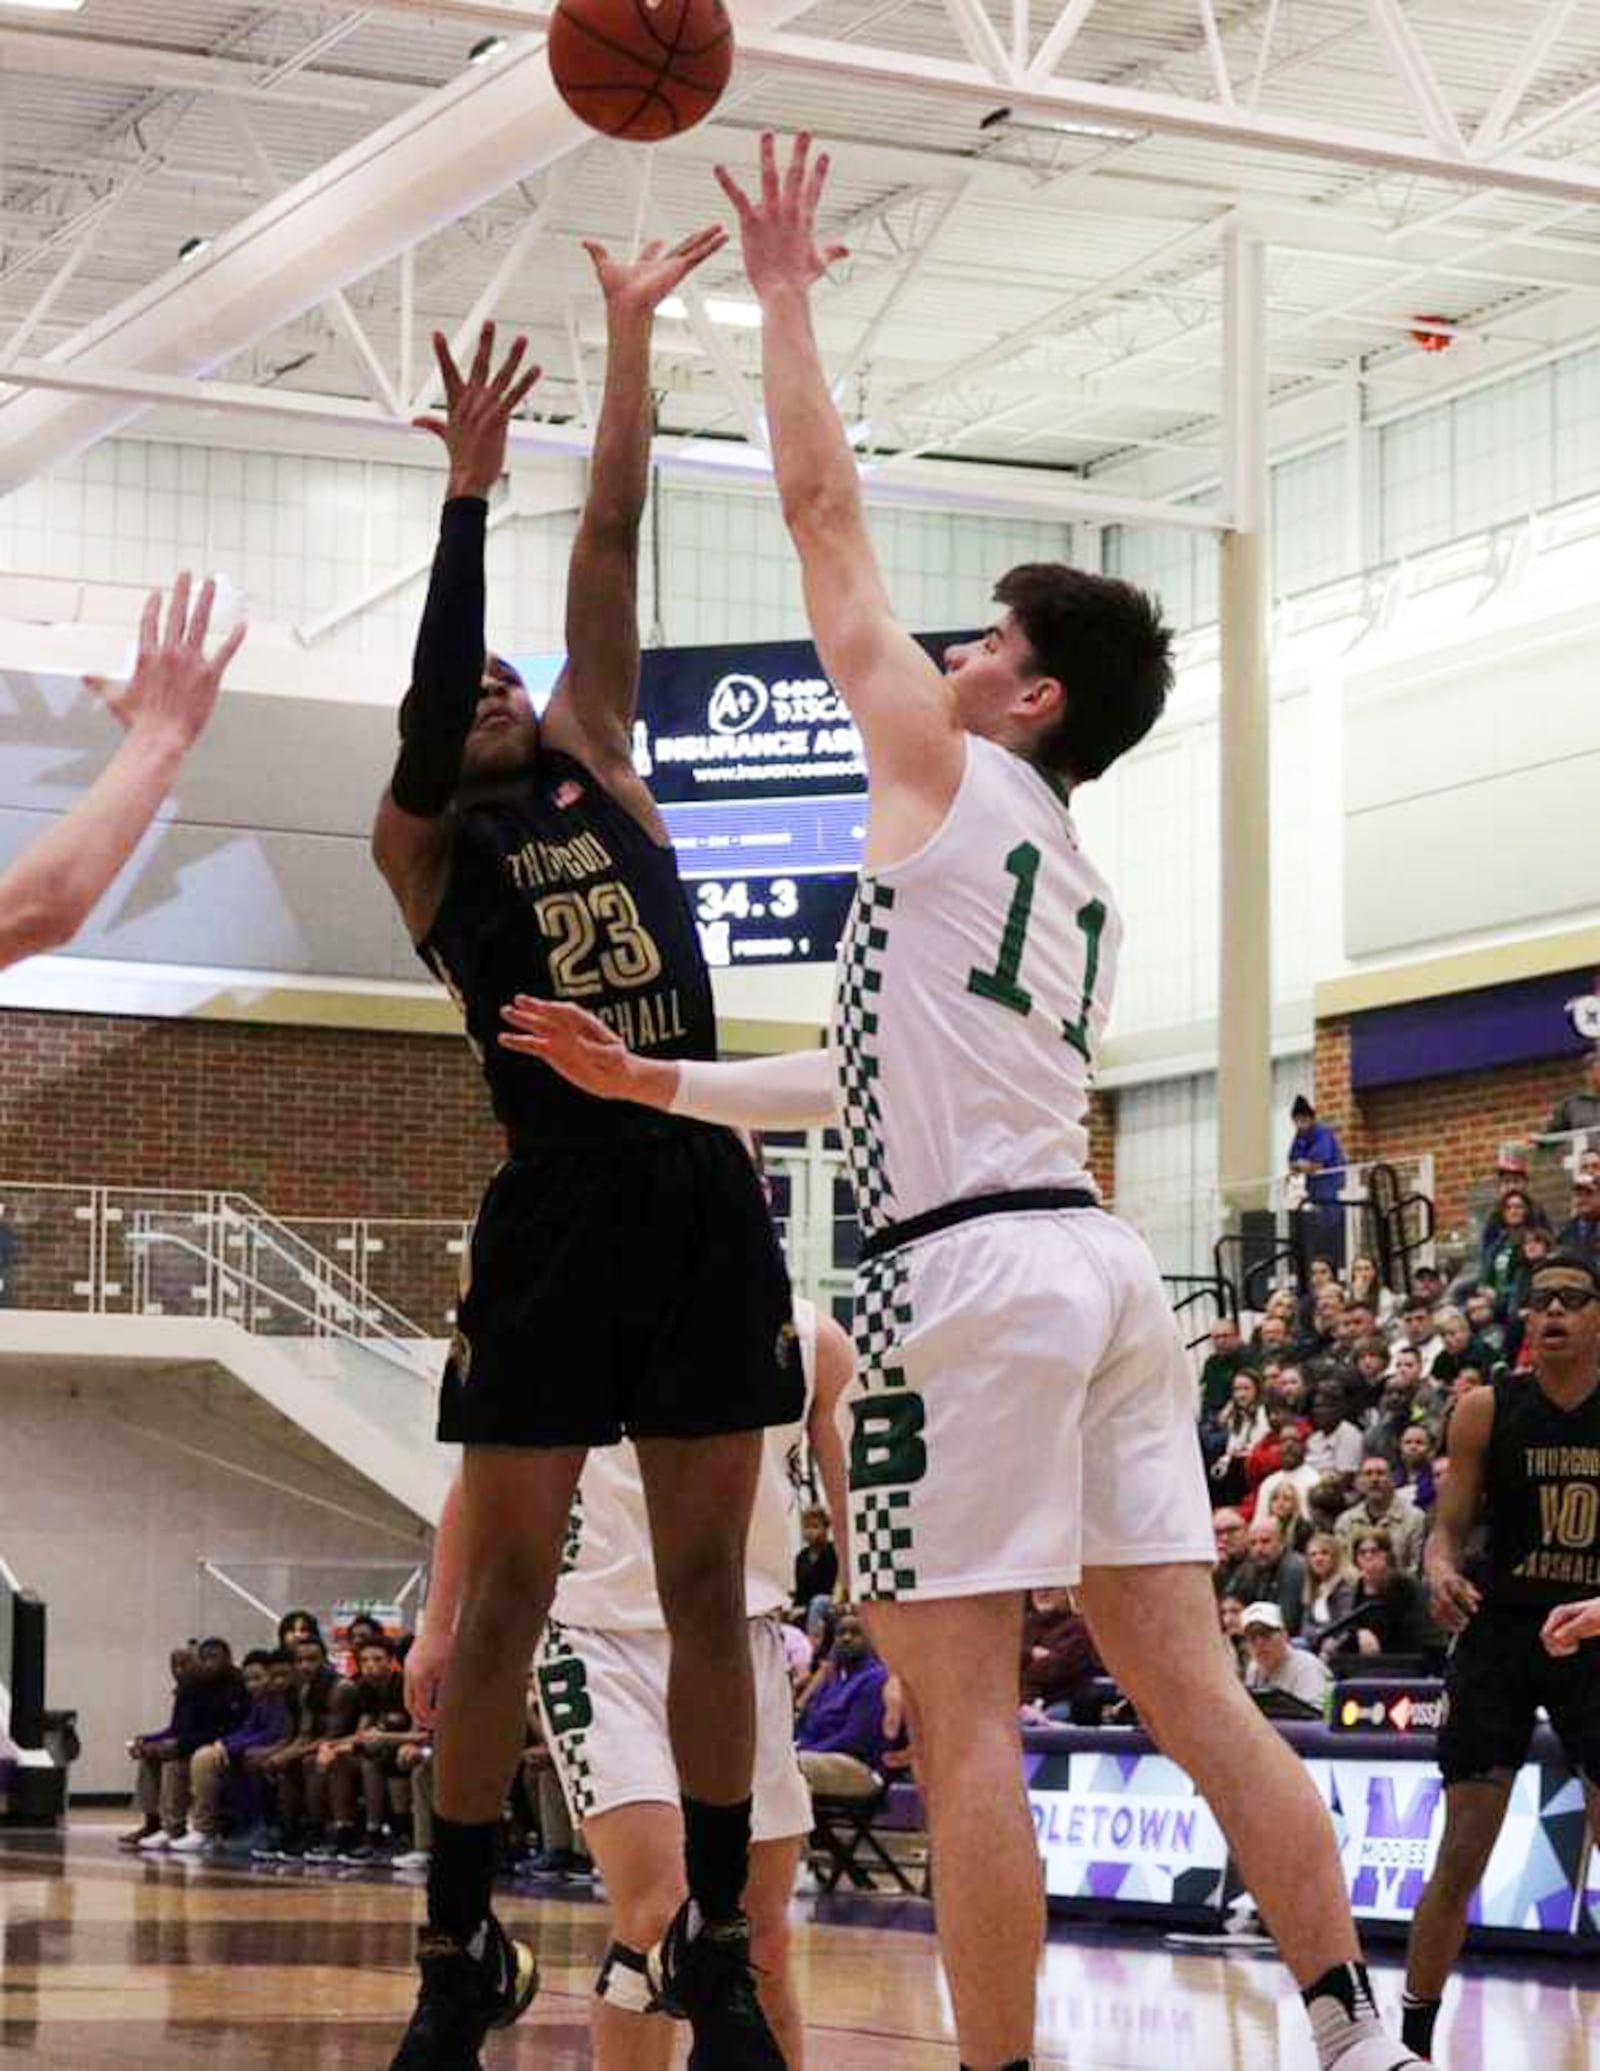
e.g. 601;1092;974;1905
1018;1587;1102;1721
123;1645;196;1849
125;1639;247;1851
1241;1604;1332;1712
791;1504;840;1636
1236;1516;1309;1636
1337;1458;1428;1577
175;1648;293;1855
312;1633;417;1864
794;1610;892;1802
255;1634;358;1860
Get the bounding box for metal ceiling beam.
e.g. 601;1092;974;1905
0;26;415;114
0;353;1227;531
1470;0;1586;158
1363;0;1465;159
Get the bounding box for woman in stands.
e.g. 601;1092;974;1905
1347;1255;1396;1329
1300;1534;1356;1650
1321;1530;1439;1666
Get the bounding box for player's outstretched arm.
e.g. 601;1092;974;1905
1542;1595;1600;1656
807;1316;855;1576
716;134;962;810
1425;1386;1492;1632
498;995;838;1126
374;323;542;941
546;230;726;782
0;575;243;973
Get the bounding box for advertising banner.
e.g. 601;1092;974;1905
1026;1746;1228;1909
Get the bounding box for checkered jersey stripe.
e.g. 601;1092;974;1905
539;1618;596;1821
853;1250;913;1382
833;880;898;1235
854;1489;917;1599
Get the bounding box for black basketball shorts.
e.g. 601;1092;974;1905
438;1123;804;1449
1437;1607;1600;1787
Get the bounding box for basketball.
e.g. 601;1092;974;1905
548;0;734;142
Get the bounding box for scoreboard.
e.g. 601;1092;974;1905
512;633;964;968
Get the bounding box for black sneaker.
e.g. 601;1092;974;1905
649;1902;784;2069
387;1915;539;2071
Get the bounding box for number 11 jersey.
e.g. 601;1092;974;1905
831;733;1120;1237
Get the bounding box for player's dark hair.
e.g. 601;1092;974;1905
1532;1249;1600;1292
241;1649;274;1672
994;563;1174;782
266;1649;294;1669
278;1607;321;1644
356;1633;396;1659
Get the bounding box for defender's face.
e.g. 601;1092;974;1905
943;611;1049;743
1526;1265;1600;1364
460;666;539;780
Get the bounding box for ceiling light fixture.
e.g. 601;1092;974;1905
0;2;89;13
980;105;1146;145
469;35;508;64
658;294;762;329
178;235;212;264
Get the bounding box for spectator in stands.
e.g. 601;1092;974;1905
1018;1588;1102;1722
519;1676;590;1879
1347;1254;1396;1328
1243;1386;1308;1510
254;1634;357;1860
1336;1299;1377;1357
1288;1094;1346;1272
1274;1363;1310;1417
1255;1312;1292;1360
311;1634;414;1864
1211;1509;1252;1600
1517;1223;1556;1308
1265;1477;1313;1553
1430;1306;1496;1388
795;1609;891;1802
1559;1174;1600;1258
1483;1187;1536;1308
1546;1048;1600;1137
1304;1383;1364;1481
1348;1333;1394;1423
1255;1431;1320;1526
1206;1369;1269;1504
125;1639;247;1852
173;1648;293;1856
1239;1515;1308;1634
1197;1313;1255;1420
1241;1603;1331;1710
122;1645;197;1849
277;1608;321;1652
1308;1475;1350;1537
791;1504;839;1629
1323;1528;1441;1665
1366;1363;1434;1468
1300;1533;1356;1650
1337;1458;1428;1575
1299;1284;1348;1370
1395;1425;1440;1513
1218;1595;1248;1675
1463;1286;1508;1363
393;1740;434;1874
1395;1297;1444;1375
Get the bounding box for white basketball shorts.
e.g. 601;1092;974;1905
844;1205;1215;1601
535;1612;811;1841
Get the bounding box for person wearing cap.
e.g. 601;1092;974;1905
1241;1604;1332;1709
1547;1048;1600;1138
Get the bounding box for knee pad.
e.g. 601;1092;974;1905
594;1940;661;2016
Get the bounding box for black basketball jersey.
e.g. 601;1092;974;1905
419;745;717;1145
1482;1371;1600;1608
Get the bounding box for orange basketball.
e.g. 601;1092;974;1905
548;0;735;142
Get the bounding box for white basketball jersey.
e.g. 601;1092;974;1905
551;1299;818;1632
831;735;1119;1238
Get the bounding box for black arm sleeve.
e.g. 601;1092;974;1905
390;497;488;817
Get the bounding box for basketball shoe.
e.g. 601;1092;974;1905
648;1900;785;2069
387;1912;538;2071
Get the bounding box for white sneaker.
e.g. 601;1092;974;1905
391;1849;430;1872
138;1830;171;1851
1325;2035;1431;2069
168;1830;209;1855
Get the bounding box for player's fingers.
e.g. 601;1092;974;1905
210;619;248;679
759;130;781;210
433;332;463;404
490;334;528;398
639;239;665;264
412;417;450;444
496;1032;550;1058
507;366;543;414
784;130;811;208
138;586;163;659
470;321;496;388
186;576;216;653
164;570;193;649
822;243;850;269
713;165;755;221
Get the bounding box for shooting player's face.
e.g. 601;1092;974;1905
942;611;1050;741
460;661;539;780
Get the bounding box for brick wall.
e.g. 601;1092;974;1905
1313;1013;1582;1246
1087;1088;1117;1204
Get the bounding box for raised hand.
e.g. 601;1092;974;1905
714;131;848;303
82;573;246;751
413;322;543;500
583;225;728;320
499;995;653;1102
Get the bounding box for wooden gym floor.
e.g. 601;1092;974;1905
0;1822;1595;2067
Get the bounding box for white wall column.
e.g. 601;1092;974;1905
1217;227;1273;1211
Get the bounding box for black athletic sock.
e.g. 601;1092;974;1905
426;1814;499;1946
1401;1993;1442;2058
681;1794;752;1925
960;2060;1031;2069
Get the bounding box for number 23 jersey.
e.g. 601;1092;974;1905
832;733;1119;1236
420;745;717;1144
